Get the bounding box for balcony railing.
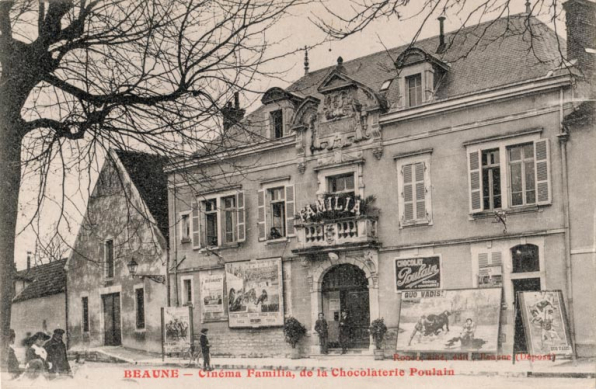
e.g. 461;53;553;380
295;216;378;249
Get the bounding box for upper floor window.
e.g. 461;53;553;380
104;239;114;278
270;110;284;139
257;185;295;241
191;192;245;249
468;138;551;214
182;276;193;306
396;152;433;227
180;212;191;243
406;74;422;107
135;287;145;329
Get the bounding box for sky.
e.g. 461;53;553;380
13;0;569;270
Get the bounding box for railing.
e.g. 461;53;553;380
296;216;378;248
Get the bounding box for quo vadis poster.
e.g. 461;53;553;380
225;258;283;328
397;288;502;353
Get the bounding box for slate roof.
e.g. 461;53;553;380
13;259;67;303
287;14;566;109
114;150;170;243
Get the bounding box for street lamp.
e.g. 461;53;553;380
127;258;165;284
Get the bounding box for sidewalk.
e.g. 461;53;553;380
69;346;596;379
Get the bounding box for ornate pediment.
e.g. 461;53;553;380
261;87;304;106
396;47;449;71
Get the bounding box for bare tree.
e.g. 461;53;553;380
0;0;307;366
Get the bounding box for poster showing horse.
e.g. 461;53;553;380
518;290;573;356
397;288;502;353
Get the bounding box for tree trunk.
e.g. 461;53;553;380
0;96;24;369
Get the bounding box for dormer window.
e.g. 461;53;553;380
406;74;422;107
270;109;284;139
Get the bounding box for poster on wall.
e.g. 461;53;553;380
162;306;193;354
397;288;502;353
477;265;503;288
199;271;226;322
395;255;442;291
225;258;284;328
518;290;573;356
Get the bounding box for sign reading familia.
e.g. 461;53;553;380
225;258;284;328
395;256;442;291
297;196;361;222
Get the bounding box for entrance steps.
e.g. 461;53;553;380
310;349;371;359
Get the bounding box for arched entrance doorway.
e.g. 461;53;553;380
322;264;370;349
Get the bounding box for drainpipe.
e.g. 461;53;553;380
173;184;179;307
557;87;577;362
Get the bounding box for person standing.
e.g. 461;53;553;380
199;329;212;371
25;332;50;371
44;329;71;377
338;310;353;354
8;329;22;379
314;313;329;354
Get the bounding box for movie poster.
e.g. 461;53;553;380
395;255;442;291
162;306;193;354
225;258;283;328
518;290;573;356
199;271;225;322
397;288;502;353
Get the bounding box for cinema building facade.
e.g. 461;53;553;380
165;6;595;358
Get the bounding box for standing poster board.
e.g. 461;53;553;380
199;271;226;322
397;288;502;353
517;290;573;357
161;306;193;355
225;258;283;328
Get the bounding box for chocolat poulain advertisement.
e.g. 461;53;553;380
395;256;442;291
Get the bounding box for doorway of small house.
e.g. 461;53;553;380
102;293;122;346
322;264;370;351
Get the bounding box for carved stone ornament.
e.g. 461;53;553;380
297;162;307;174
373;147;383;160
323;90;354;121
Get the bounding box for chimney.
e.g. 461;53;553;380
222;92;246;131
27;251;32;270
437;15;446;53
304;46;310;75
563;0;596;79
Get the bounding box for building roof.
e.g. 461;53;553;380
114;150;170;243
13;259;67;303
287;15;566;108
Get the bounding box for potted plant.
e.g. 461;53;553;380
369;318;388;360
283;317;307;359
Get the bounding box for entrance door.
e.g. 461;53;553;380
512;278;541;352
322;264;370;349
102;293;122;346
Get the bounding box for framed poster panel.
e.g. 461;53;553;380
518;290;573;356
199;270;226;322
225;258;284;328
162;306;193;354
397;288;502;353
395;255;442;291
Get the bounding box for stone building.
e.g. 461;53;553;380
166;2;594;357
66;150;168;353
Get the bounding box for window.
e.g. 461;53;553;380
104;239;114;278
182;277;193;306
257;185;295;241
468;138;550;213
396;153;433;226
180;213;191;243
191;192;245;249
327;173;355;210
270;110;284;139
508;144;535;206
82;297;89;332
511;244;540;273
482;149;502;210
406;74;422;107
135;288;145;329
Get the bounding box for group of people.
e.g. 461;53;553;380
7;328;72;381
315;310;354;355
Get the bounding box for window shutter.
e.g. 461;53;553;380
285;185;295;236
468;150;483;213
236;191;246;242
490;251;502;267
257;189;266;241
534;139;551;205
414;162;426;220
191;200;201;249
283;108;293;137
403;164;414;221
478;252;489;268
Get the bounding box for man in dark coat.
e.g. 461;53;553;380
339;310;353;354
314;313;329;354
44;329;71;377
199;329;212;371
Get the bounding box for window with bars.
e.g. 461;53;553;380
135;288;145;329
82;297;89;332
397;155;432;227
406;74;422;107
